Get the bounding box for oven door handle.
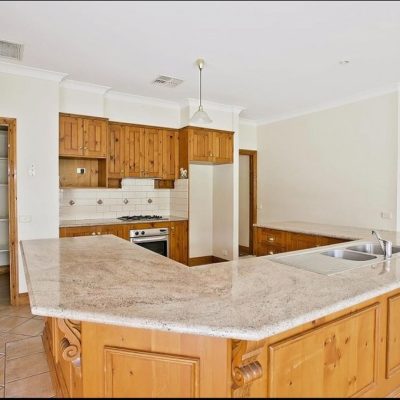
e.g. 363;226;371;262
131;236;169;243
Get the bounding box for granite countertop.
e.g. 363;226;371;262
254;220;391;240
60;216;188;228
21;234;400;341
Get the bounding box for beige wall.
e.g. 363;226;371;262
239;155;250;247
257;92;399;230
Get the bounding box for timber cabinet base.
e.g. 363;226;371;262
43;288;400;398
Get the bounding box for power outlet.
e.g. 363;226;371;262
381;212;393;220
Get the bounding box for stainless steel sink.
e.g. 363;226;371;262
321;249;377;261
346;243;400;255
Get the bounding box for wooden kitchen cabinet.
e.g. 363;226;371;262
179;127;234;166
169;220;188;265
108;123;126;179
143;127;163;178
161;130;179;179
254;227;349;256
59;114;107;158
387;293;400;379
59;224;125;239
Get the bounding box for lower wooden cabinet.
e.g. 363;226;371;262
387;293;400;379
254;227;349;256
169;221;188;265
59;220;188;265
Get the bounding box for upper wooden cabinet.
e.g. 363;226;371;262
179;127;234;166
59;114;107;158
109;124;177;181
162;130;179;180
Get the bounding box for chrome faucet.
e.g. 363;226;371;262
372;230;392;259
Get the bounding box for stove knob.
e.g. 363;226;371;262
141;231;145;235
135;231;139;236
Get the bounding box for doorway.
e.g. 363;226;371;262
0;118;18;305
239;149;257;256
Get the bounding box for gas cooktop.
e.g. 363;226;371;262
117;215;167;221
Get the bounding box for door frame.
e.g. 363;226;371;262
239;149;257;255
0;117;18;305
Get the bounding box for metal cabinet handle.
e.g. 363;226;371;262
268;237;275;242
91;232;96;236
97;232;101;235
268;251;275;255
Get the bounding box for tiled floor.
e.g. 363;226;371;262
0;303;55;398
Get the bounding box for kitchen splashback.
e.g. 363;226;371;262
60;178;188;221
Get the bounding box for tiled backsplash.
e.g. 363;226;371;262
60;178;188;221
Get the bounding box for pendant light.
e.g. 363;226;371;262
190;58;212;124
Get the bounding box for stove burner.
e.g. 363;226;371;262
118;215;165;221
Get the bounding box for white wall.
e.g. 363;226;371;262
257;92;399;230
60;85;105;117
239;120;258;150
0;72;60;293
189;164;214;257
239;155;250;247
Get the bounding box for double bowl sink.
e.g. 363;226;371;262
322;243;400;261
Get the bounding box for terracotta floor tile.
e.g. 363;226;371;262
5;372;55;398
6;336;44;360
0;355;4;386
0;305;32;319
0;316;29;333
9;318;44;337
5;352;49;383
0;333;31;354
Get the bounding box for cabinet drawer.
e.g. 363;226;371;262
256;243;286;256
259;228;287;246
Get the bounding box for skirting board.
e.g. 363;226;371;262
189;256;228;267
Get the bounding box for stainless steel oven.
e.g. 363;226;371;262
129;228;169;257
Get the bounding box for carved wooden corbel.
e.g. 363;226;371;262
58;319;82;370
232;339;265;398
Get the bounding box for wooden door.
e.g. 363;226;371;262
189;128;213;162
125;125;144;178
83;118;107;158
108;124;125;179
288;232;318;251
59;115;84;156
213;131;233;164
162;130;179;179
169;221;188;265
143;128;162;178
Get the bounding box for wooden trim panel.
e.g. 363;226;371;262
386;293;400;378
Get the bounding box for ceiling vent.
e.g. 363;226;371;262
0;40;23;61
152;75;183;88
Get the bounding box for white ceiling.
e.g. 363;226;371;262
1;1;400;121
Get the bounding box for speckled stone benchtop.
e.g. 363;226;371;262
21;234;400;340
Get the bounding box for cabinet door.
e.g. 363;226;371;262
100;224;126;239
212;132;233;164
125;125;144;178
169;221;188;265
162;130;179;179
59;115;84;156
269;304;379;398
143;128;163;178
387;294;400;378
288;232;318;251
108;124;125;179
83;118;107;158
189;129;213;162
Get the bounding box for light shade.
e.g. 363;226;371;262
190;105;212;124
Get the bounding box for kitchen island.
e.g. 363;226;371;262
21;234;400;398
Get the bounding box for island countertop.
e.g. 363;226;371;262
254;220;393;240
21;234;400;341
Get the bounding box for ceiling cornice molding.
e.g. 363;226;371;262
0;61;68;82
106;90;181;109
257;83;399;127
186;98;245;114
60;79;111;95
